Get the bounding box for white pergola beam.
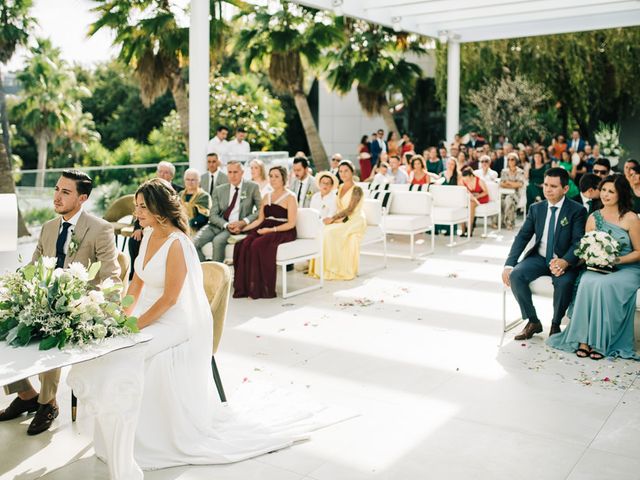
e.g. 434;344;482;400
189;0;210;172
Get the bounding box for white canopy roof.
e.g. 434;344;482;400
297;0;640;42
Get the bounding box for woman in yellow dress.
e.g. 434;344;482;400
310;160;366;280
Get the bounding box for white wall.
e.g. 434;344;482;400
317;80;386;161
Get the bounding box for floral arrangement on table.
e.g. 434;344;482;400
574;230;622;273
0;257;138;350
593;122;624;159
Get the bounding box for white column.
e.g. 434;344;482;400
446;38;460;146
189;0;210;172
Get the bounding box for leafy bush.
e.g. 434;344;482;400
23;207;56;226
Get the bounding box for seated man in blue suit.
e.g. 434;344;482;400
502;167;587;340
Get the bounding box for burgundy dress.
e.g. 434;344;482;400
233;197;297;299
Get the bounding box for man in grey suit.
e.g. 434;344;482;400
194;160;262;262
290;156;318;207
200;152;229;196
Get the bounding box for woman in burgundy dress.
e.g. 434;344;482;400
233;165;297;299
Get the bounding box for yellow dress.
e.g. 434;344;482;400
309;184;366;280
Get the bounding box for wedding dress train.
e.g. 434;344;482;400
132;229;341;469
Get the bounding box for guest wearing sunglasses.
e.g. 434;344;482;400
473;155;498;183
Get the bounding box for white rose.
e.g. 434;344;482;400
92;324;107;340
88;290;105;305
52;268;64;279
68;262;89;282
99;278;115;291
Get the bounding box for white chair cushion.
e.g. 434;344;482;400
296;208;321;239
529;276;554;296
475;201;500;216
389;184;409;192
224;243;234;261
430;185;469;207
363;199;383;226
276;239;319;262
383;214;432;232
388;191;432;216
432;206;469;222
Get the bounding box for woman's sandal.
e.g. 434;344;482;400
589;351;604;360
576;348;591;358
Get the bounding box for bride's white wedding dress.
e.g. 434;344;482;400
132;229;340;469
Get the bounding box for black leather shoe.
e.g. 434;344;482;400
0;395;39;421
514;321;543;340
27;403;58;436
549;324;562;336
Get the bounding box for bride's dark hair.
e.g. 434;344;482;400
136;178;189;234
599;174;633;217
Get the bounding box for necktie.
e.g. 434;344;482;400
223;187;239;221
586;199;593;213
297;183;303;204
56;222;72;269
209;174;215;195
545;206;558;265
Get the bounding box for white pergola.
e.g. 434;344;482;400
188;0;640;167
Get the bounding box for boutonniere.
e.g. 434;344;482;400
305;189;313;199
560;217;569;227
239;192;247;201
68;235;80;256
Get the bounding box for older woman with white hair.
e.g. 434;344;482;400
474;155;499;183
249;158;271;196
180;168;212;236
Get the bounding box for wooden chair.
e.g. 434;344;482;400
102;194;136;249
201;261;232;402
72;252;130;422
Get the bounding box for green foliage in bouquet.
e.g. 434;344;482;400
0;257;138;350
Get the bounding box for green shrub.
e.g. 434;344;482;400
23;207;56;226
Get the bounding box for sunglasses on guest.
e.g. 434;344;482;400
480;160;490;164
593;168;608;175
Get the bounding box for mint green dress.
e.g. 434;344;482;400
547;211;640;359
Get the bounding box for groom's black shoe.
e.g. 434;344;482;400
0;395;39;421
549;324;562;336
27;403;58;435
514;321;543;340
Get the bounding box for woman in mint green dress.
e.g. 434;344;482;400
547;175;640;360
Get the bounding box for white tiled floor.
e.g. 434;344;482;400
1;228;640;480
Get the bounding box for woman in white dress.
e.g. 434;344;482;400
126;178;325;469
309;171;338;220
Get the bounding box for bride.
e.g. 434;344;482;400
125;178;326;469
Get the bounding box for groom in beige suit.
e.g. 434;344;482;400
0;170;120;435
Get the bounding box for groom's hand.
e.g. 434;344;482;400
501;267;512;287
550;258;569;277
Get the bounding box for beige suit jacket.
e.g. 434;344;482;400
33;211;120;284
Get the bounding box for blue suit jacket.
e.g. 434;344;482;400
568;138;586;153
369;139;387;164
505;198;587;268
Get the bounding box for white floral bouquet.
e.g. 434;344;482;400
574;230;621;271
594;122;624;158
0;257;138;350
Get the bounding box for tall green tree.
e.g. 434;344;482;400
435;27;640;139
327;19;423;137
90;0;238;146
13;39;89;186
0;0;35;236
49;102;101;167
235;1;343;170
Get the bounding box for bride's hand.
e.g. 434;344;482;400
257;228;270;235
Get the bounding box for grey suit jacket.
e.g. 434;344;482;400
33;211;120;285
208;181;262;230
290;175;319;208
200;171;229;195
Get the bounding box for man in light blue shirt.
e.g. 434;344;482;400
388;155;408;184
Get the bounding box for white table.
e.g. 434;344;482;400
0;334;151;480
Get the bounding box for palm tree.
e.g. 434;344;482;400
0;0;35;236
235;2;342;170
89;0;237;145
327;19;423;137
50;103;101;167
13;39;86;187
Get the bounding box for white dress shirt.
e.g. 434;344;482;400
537;196;565;259
58;207;83;254
207;136;229;160
225;181;245;225
580;193;591;212
310;191;337;219
294;176;311;204
227;139;250;159
474;168;498;183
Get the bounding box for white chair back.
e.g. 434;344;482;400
389;184;410;192
429;185;469;207
486;181;500;203
363;199;383;226
0;194;17;252
389;191;432;216
295;208;322;239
